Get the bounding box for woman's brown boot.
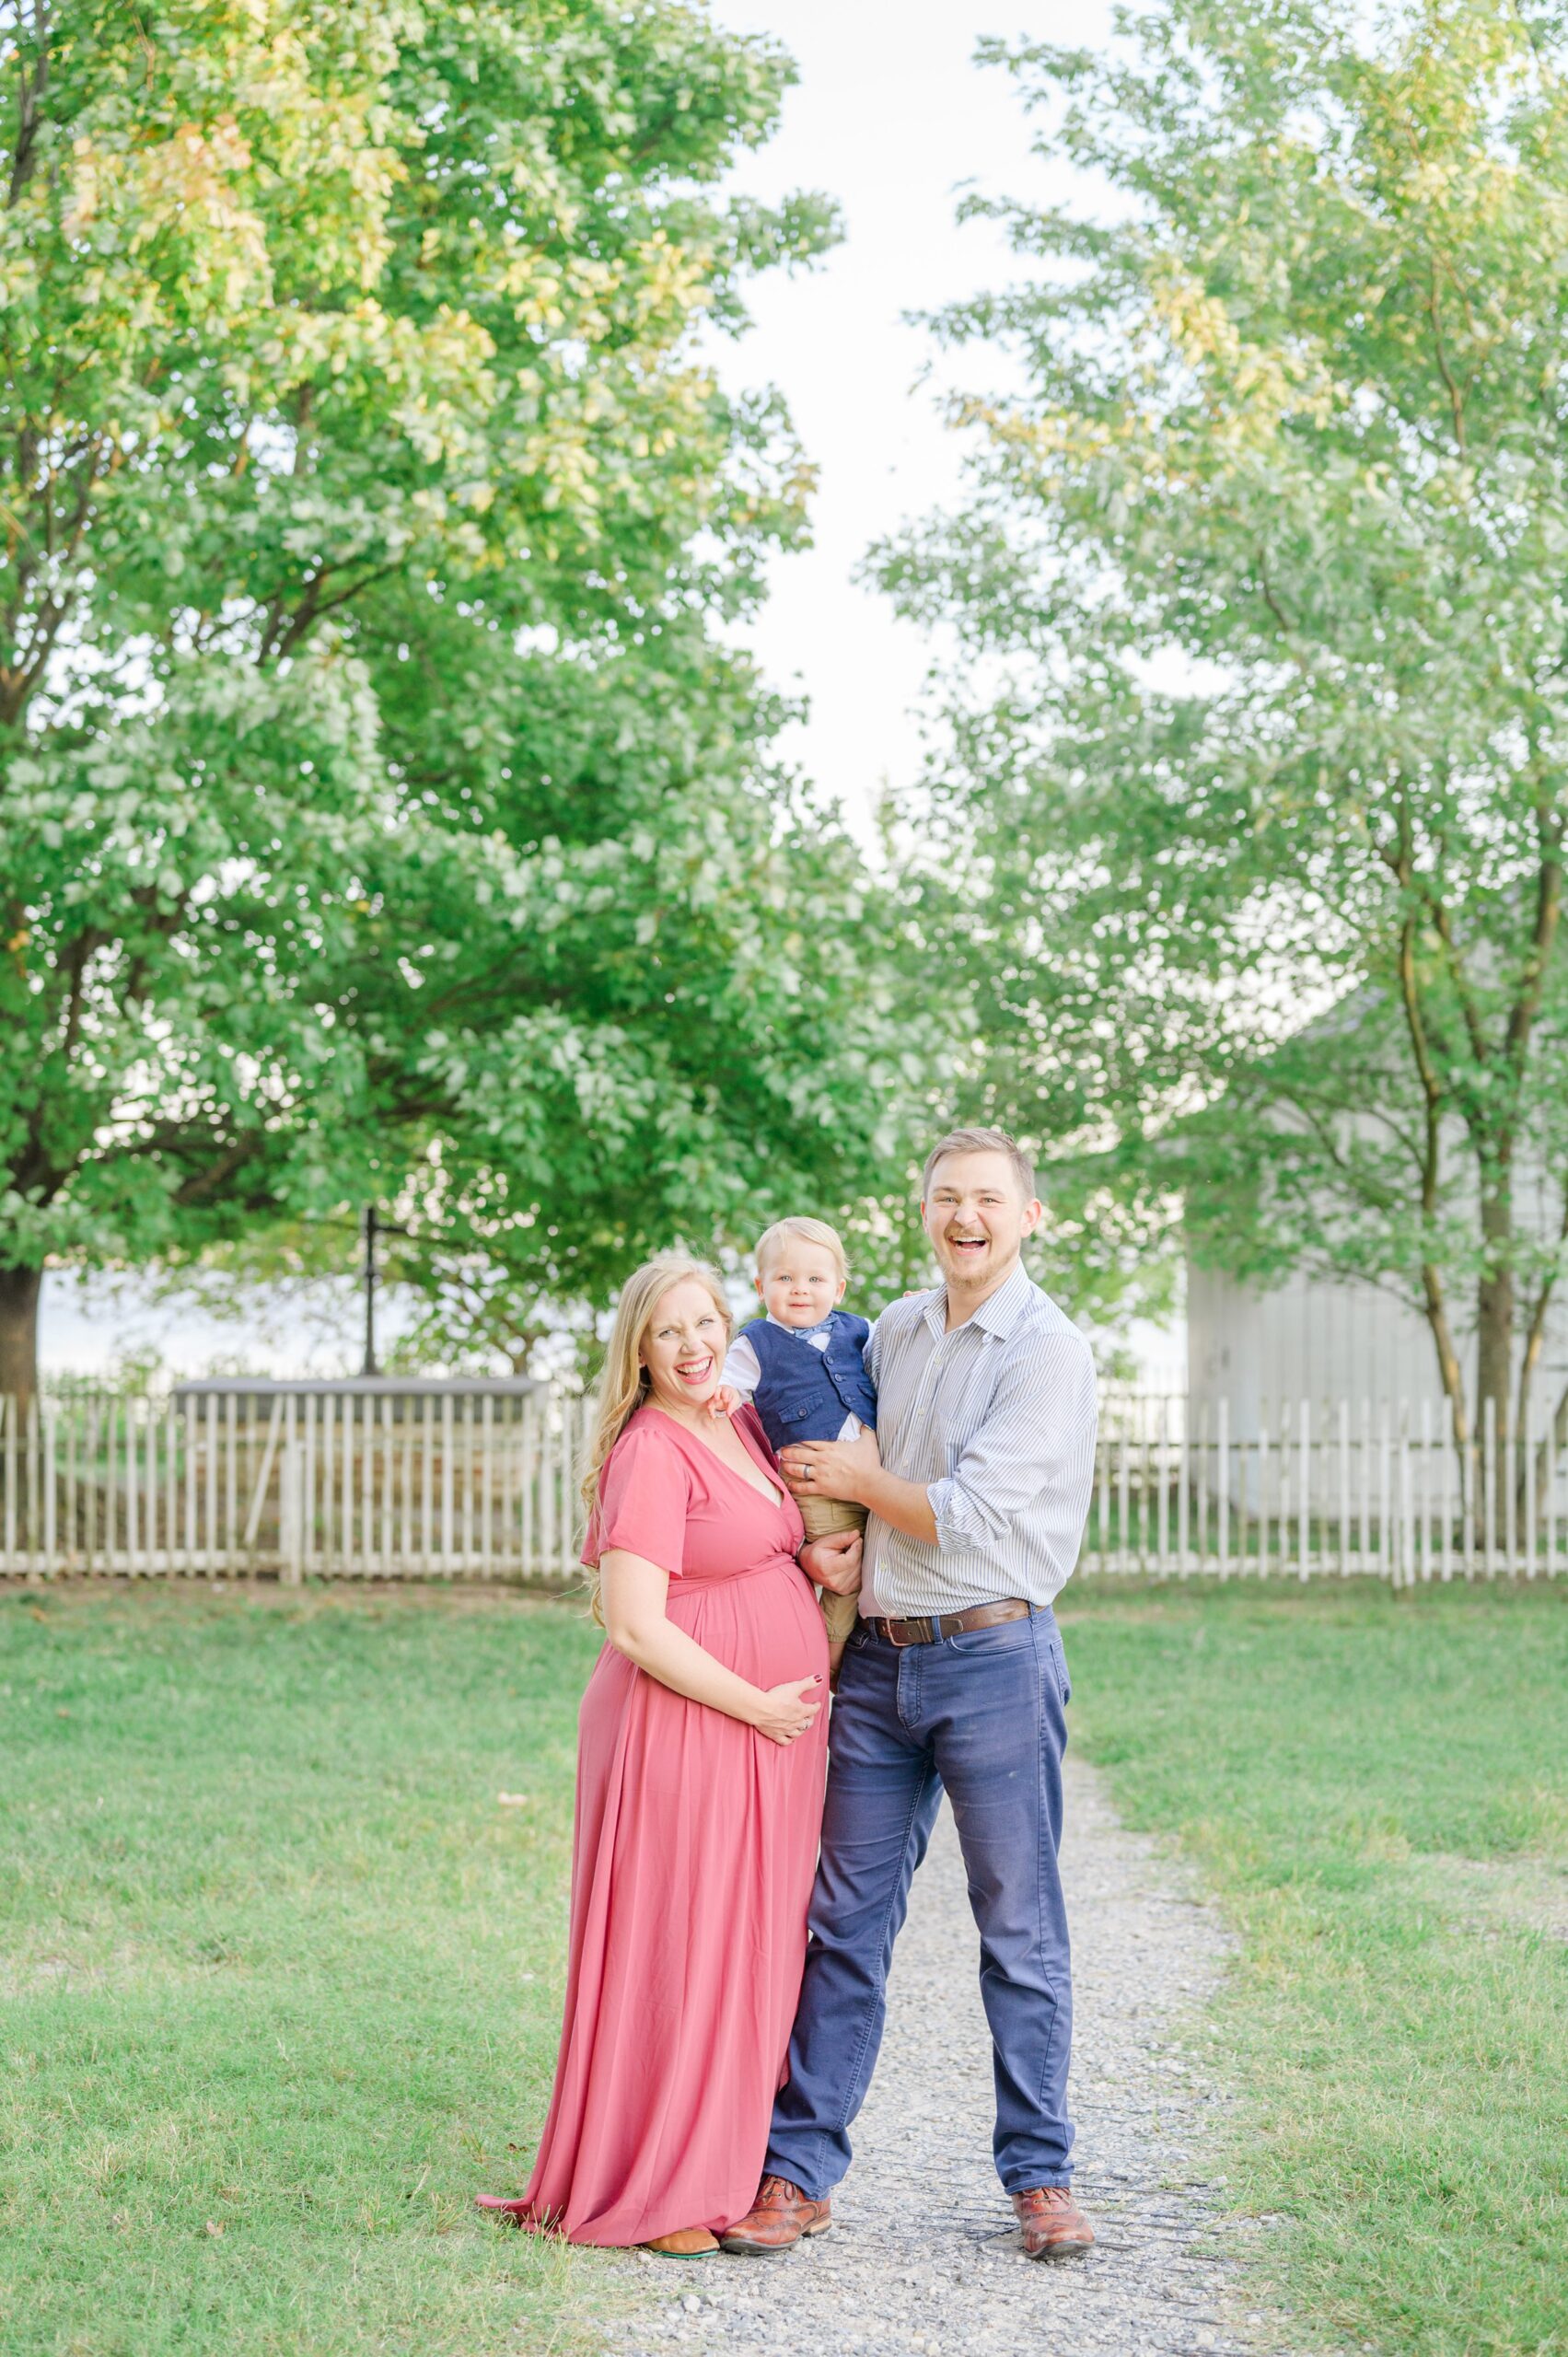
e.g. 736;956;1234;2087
642;2226;720;2258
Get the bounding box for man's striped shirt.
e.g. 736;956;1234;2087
861;1260;1098;1620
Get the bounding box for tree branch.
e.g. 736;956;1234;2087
1426;264;1468;452
6;1;52;212
1502;785;1563;1079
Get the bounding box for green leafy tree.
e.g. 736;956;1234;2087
877;0;1568;1455
828;866;1177;1342
0;0;899;1408
335;629;929;1368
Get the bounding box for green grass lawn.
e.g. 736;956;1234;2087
3;1581;1563;2357
0;1585;625;2357
1059;1581;1568;2357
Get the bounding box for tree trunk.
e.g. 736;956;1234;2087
1513;1185;1568;1500
1418;1265;1469;1448
0;1263;42;1422
1476;1177;1515;1522
1416;1267;1470;1516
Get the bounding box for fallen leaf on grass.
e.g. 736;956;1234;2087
496;1793;533;1808
204;2220;225;2236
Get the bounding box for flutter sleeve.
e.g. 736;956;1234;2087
582;1416;691;1577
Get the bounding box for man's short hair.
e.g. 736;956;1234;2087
922;1126;1038;1202
754;1215;850;1282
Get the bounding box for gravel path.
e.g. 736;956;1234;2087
601;1754;1277;2357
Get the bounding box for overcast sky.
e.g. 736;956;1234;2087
704;0;1113;838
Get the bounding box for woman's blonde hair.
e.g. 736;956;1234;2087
579;1255;732;1621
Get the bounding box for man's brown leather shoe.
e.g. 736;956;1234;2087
718;2174;831;2255
1012;2185;1095;2259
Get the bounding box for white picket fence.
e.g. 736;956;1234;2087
1090;1395;1568;1583
2;1387;1564;1585
0;1387;595;1584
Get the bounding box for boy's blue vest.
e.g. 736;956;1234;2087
745;1311;877;1454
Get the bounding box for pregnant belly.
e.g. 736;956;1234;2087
660;1557;828;1690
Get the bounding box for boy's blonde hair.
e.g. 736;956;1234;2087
754;1215;849;1283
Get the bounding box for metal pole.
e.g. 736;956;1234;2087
361;1206;378;1377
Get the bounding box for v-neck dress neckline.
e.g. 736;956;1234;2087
645;1404;789;1510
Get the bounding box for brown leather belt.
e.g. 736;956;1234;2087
867;1598;1031;1648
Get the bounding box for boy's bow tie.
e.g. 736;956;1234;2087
768;1312;835;1343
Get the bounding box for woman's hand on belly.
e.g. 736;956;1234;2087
751;1677;825;1747
601;1547;823;1736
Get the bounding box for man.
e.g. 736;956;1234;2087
723;1125;1099;2262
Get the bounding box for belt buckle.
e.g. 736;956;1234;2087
886;1615;928;1648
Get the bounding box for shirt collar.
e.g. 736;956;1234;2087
925;1257;1035;1341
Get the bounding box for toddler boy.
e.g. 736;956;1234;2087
722;1217;875;1664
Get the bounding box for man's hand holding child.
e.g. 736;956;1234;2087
780;1428;881;1509
798;1529;863;1596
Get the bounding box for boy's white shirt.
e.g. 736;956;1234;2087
721;1312;872;1442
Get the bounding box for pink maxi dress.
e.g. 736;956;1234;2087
515;1403;830;2245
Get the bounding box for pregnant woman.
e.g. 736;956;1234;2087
477;1255;850;2257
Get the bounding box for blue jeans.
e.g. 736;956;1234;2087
765;1607;1075;2197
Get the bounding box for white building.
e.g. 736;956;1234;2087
1188;1260;1450;1423
1188;1233;1568;1437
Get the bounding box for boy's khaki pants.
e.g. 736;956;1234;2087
796;1492;865;1643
